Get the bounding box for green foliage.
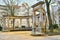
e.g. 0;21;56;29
21;26;26;28
53;29;59;33
53;24;58;29
15;26;19;28
0;25;2;31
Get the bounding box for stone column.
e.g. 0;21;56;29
39;12;43;33
8;17;10;31
2;18;8;31
27;18;30;27
32;8;37;34
2;18;5;31
38;6;46;34
20;18;22;27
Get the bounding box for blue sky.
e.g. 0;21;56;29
0;0;43;6
0;0;60;6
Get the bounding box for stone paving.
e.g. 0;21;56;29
0;31;60;40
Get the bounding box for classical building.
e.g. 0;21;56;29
0;0;60;33
0;4;33;31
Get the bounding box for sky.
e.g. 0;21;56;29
19;0;43;6
0;0;43;6
0;0;60;6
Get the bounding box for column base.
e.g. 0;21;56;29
31;33;45;36
31;27;45;36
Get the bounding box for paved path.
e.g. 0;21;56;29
0;31;60;40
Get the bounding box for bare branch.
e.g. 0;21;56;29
49;0;51;3
2;0;20;16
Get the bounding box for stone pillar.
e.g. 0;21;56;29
2;18;5;31
32;8;37;34
20;18;22;27
2;18;8;31
27;18;30;27
42;13;46;33
38;6;46;34
39;12;43;33
8;17;10;31
36;15;42;34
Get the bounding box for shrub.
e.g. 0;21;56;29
15;26;19;28
53;24;58;29
0;26;2;31
21;26;25;28
53;29;59;33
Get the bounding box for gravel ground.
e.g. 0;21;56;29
0;31;60;40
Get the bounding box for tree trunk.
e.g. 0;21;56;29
46;3;53;32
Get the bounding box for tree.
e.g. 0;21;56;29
37;0;53;32
2;0;20;30
58;1;60;10
45;0;53;32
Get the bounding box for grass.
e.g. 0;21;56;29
46;29;60;36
